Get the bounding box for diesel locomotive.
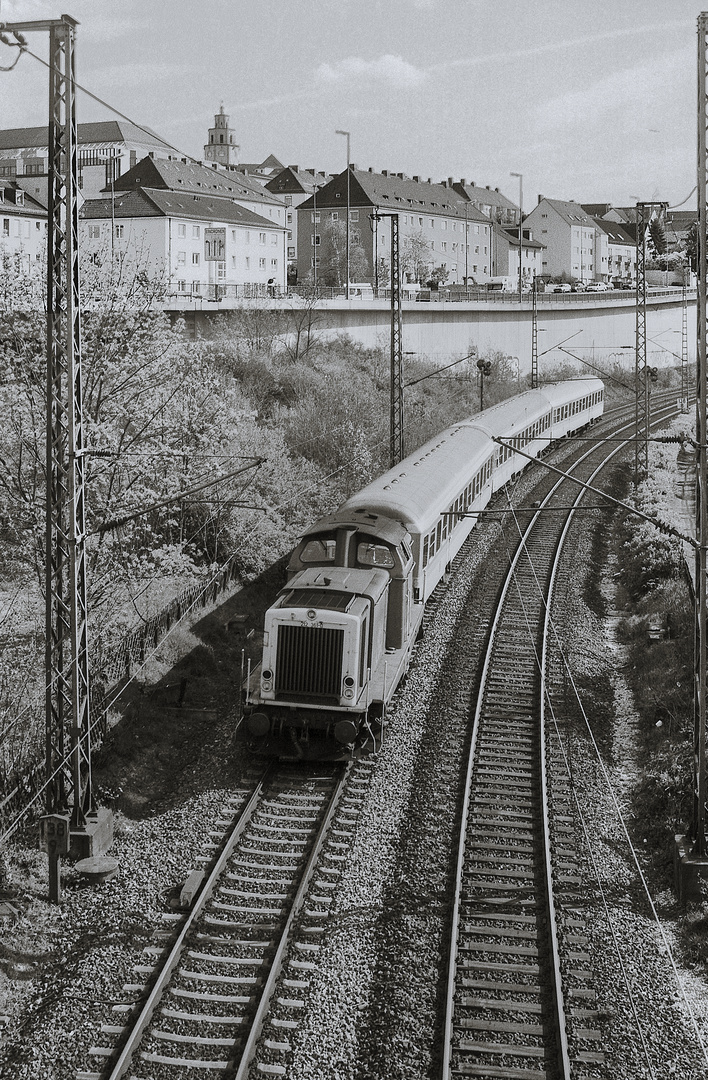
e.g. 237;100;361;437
244;378;604;754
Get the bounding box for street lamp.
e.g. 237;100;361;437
335;129;351;298
511;171;523;301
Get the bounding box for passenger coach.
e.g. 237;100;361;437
245;377;604;753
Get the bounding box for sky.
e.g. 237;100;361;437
0;0;702;210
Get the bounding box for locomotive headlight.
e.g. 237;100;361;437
307;609;317;620
344;689;354;699
344;676;355;688
261;669;273;690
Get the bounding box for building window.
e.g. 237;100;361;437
331;211;339;221
441;219;447;230
312;234;320;246
88;224;100;238
286;212;292;225
2;219;9;236
245;256;250;269
245;231;250;244
231;255;236;267
217;261;226;280
192;225;200;238
178;223;186;237
284;195;293;206
311;211;320;223
35;220;41;230
271;233;278;245
192;252;200;264
259;232;266;244
177;251;186;264
288;246;295;258
193;281;201;292
178;280;187;292
441;242;447;252
259;257;266;269
271;258;278;269
350;210;359;222
287;231;292;240
115;224;124;238
231;229;237;241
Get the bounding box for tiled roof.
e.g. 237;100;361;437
0;121;172;152
299;168;489;223
540;198;594;226
80;187;283;229
455;183;518;212
266;167;332;196
499;226;544;249
0;181;46;216
592;218;634;245
108;156;284;206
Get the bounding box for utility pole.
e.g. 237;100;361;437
371;210;403;465
634;199;668;477
511;171;523;301
675;12;708;902
389;214;403;466
694;13;708;862
682;274;689;412
531;273;538;389
2;14;110;901
335;129;350;298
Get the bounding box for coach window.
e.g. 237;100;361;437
301;538;336;562
357;542;395;569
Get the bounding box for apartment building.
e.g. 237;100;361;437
523;197;596;282
0;121;175;202
265;165;331;282
297;166;492;286
0;181;47;275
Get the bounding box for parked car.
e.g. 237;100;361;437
586;281;609;292
570;281;586;292
550;282;572;293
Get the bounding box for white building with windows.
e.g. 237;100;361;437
523;197;596;282
0;181;47;275
80;188;287;295
297;167;492;286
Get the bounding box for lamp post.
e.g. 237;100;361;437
511;171;523;301
335;129;350;298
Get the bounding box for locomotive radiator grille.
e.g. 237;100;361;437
275;624;344;699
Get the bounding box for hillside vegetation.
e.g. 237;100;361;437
0;260;644;786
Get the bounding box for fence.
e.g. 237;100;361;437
0;556;243;834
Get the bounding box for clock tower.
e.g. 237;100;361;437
204;104;239;166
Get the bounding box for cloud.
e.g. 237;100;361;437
536;46;691;132
315;54;426;89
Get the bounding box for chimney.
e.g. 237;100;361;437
538;194;544;204
448;177;453;187
413;175;420;182
485;184;490;190
181;157;187;163
368;167;374;172
382;169;388;176
441;180;447;188
288;165;299;171
212;163;218;169
306;168;315;175
470;180;475;187
495;187;499;192
460;178;467;187
397;172;404;179
148;152;154;159
349;162;357;170
427;177;432;183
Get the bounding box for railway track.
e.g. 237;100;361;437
440;401;679;1080
78;757;377;1080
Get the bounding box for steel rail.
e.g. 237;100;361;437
440;399;680;1079
103;764;276;1080
232;761;350;1078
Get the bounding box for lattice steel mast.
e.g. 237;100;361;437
389;213;404;466
693;12;708;859
3;15;94;830
531;274;538;390
634;200;667;477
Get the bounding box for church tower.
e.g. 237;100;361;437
204;104;239;166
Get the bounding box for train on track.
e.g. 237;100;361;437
244;377;604;757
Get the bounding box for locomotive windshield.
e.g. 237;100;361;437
300;538;336;563
357;541;395;568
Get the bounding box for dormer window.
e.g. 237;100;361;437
15;191;23;206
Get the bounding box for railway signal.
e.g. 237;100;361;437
477;357;492;410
